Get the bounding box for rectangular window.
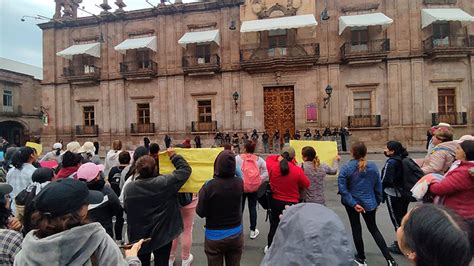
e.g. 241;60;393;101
433;22;450;40
3;89;12;107
268;29;288;48
137;49;151;69
198;100;212;123
438;88;456;114
353;92;372;116
196;44;211;64
83;106;95;126
351;29;368;46
137;103;151;124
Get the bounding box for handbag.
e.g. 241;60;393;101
257;181;272;210
178;192;193;207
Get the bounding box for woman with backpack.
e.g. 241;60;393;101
265;146;309;252
301;146;339;205
338;142;397;266
235;140;268;240
381;141;412;255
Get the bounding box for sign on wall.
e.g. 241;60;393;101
306;103;318;122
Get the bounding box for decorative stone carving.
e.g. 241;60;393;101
54;0;82;19
254;1;298;19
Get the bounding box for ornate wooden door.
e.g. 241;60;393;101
264;87;295;144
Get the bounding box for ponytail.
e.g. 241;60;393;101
358;158;367;172
313;157;320;168
55;148;61;156
280;152;290;176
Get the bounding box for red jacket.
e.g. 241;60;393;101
429;161;474;219
266;155;310;203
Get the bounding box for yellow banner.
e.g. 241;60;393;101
289;140;338;166
159;148;224;193
26;142;43;156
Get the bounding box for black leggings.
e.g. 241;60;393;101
345;206;394;261
138;242;172;266
386;195;410;230
267;198;295;247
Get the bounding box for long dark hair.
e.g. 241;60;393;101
402;204;471;266
125;146;149;181
386;141;409;158
0;196;11;229
351;142;367;172
12;146;36;169
31;209;89;239
280;152;293;176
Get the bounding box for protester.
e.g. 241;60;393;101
197;150;243;266
40;143;63;164
427;139;474;254
232;133;240;153
338;142;397;266
124;151;192;266
55;151;82;180
6;146;37;214
397;204;471;266
78;141;101;164
418;128;458;175
265;146;309;252
76;162;122;239
119;146;149;194
14;178;143;265
194;135;202;148
1;147;19;183
262;130;269;154
224;133;231;145
261;203;353;266
301;146;339;205
177;139;191;149
426;123;452;155
144;137;151;151
381;141;411;254
66;141;81;153
235;140;268;240
15;167;54;235
104;140;122;177
108;151;131;241
165;135;172;149
0;183;23;265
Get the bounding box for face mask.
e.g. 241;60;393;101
384;151;391;158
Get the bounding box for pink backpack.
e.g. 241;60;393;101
241;154;262;193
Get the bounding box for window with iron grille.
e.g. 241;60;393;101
83;106;95;126
438;88;456;114
353;92;372;116
198;100;212;123
137;103;151;124
3;89;12;107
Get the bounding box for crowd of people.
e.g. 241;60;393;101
0;123;472;266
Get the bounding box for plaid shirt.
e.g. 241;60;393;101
6;163;36;213
0;229;23;265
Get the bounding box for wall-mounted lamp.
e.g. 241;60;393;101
323;85;333;108
321;0;330;21
232;91;240;113
229;20;237;31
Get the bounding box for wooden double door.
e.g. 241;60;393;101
263;86;295;144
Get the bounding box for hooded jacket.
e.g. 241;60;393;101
261;203;353;266
197;150;243;230
104;150;121;177
87;181;123;238
123;155;192;254
420;141;459;175
429;161;474;219
14;222;140;266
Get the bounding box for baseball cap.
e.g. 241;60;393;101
53;143;63;150
76;162;104;182
78;142;96;154
66;141;81;153
0;183;13;196
34;178;103;217
455;135;474;144
281;145;296;159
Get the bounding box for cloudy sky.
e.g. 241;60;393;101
0;0;197;68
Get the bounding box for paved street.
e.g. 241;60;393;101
171;152;428;266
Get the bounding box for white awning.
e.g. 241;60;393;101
240;14;317;33
114;36;157;54
56;42;101;59
338;13;393;35
421;8;474;29
178;30;220;48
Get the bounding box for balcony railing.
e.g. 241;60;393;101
240;43;320;73
348;115;382;128
120;60;157;80
75;125;99;136
131;123;155;134
0;105;22;117
182;54;220;75
63;65;101;84
423;0;456;4
423;35;474;56
340;39;390;63
191;121;217;132
432;112;467;126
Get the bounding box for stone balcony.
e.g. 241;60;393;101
75;125;99;137
240;43;320;73
348;115;382;128
431;112;467;126
423;35;474;59
191;121;217;132
130;123;155;134
182;54;220;76
340;39;390;65
63;65;101;85
120;60;157;80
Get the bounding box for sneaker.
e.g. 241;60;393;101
387;242;402;255
250;229;260;239
182;254;193;266
387;259;398;266
263;245;269;254
168;259;175;266
354;256;367;266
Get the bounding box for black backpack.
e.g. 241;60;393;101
401;157;424;202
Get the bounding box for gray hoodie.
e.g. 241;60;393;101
261;203;353;266
14;222;140;266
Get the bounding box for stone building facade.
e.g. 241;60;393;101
39;0;474;152
0;58;43;146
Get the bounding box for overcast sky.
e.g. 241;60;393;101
0;0;197;68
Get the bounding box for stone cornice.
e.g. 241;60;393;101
38;0;244;30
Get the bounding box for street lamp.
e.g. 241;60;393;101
323;85;333;108
232;91;240;113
